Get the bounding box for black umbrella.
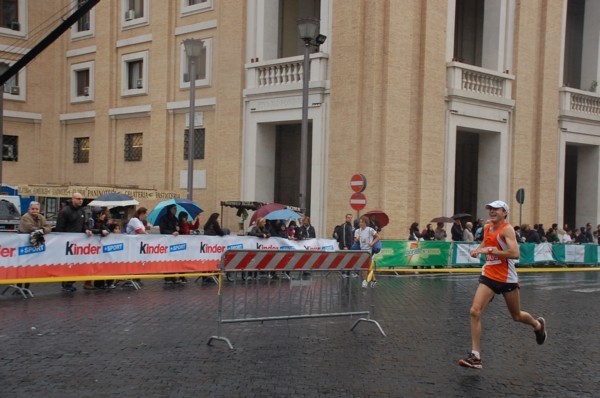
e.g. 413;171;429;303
430;216;454;223
452;213;472;220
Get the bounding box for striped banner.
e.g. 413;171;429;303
220;250;372;271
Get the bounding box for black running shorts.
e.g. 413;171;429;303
479;275;520;295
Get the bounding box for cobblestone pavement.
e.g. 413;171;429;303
1;271;599;397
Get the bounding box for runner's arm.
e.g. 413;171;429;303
476;225;519;259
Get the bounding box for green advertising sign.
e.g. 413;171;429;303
375;241;451;267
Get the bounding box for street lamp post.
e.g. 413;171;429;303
0;63;9;192
296;18;325;215
183;38;204;201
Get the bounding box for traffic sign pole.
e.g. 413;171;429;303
350;174;367;225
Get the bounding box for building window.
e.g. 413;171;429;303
0;59;25;100
76;0;90;31
72;0;95;39
124;133;143;161
121;51;148;96
180;0;212;16
0;0;18;30
70;61;94;102
0;0;26;37
76;70;89;96
2;135;17;161
73;137;89;163
183;128;205;160
179;38;211;88
122;0;149;28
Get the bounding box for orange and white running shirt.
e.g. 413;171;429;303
481;222;518;283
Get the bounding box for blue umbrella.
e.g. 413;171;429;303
264;208;302;221
147;199;203;226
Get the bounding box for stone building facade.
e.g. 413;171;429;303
1;0;599;238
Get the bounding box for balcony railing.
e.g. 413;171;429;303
245;53;329;93
560;87;600;117
446;62;514;104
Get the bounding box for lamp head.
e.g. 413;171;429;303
297;18;320;42
183;38;204;58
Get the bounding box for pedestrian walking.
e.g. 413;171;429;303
354;215;380;288
458;200;547;369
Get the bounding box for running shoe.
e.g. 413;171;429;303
535;317;547;345
458;353;482;369
361;280;368;288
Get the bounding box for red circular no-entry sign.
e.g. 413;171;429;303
350;192;367;211
350;173;367;193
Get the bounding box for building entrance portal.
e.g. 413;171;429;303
454;129;501;220
564;144;599;230
274;123;312;210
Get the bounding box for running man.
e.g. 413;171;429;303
458;200;547;369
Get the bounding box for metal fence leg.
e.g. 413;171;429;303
350;317;387;337
1;284;33;299
207;273;234;349
349;281;386;337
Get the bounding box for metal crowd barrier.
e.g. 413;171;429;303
207;249;386;349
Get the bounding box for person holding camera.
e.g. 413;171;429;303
17;201;52;291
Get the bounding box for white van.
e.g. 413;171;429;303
0;195;22;231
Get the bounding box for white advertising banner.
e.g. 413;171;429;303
0;233;337;280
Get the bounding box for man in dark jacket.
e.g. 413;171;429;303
55;192;92;292
451;219;464;242
524;224;541;243
300;216;316;239
336;213;354;250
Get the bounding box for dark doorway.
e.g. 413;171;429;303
454;131;479;216
564;145;578;229
274;123;312;211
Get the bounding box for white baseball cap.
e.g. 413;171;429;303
485;200;509;212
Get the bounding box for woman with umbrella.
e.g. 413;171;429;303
249;217;270;238
159;205;180;284
434;223;447;241
159;204;179;236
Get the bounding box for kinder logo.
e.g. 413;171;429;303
200;242;226;254
256;243;279;250
227;243;244;250
66;242;101;256
140;241;169;254
280;246;295;250
0;245;17;257
170;243;187;253
19;245;45;256
321;245;335;251
103;243;124;253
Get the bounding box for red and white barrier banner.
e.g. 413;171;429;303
0;234;337;280
221;250;372;271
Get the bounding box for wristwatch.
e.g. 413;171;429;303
487;247;494;254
